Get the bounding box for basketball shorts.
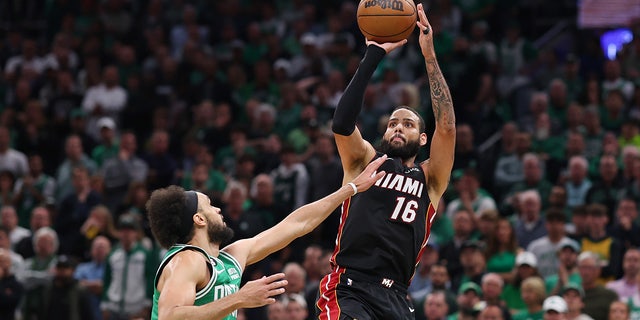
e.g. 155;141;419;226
316;267;415;320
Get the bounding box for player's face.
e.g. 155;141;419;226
198;193;223;224
379;109;425;160
197;192;234;245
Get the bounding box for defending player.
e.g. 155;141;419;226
148;155;387;320
317;4;455;319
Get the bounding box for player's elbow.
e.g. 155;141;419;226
331;121;355;136
436;122;456;135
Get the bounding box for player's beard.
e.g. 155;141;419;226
207;217;234;245
377;138;420;161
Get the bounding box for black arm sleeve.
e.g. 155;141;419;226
331;45;386;136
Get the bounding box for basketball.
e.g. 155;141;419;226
357;0;417;43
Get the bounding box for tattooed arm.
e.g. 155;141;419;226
416;3;456;203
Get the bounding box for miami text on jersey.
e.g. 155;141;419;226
374;173;424;198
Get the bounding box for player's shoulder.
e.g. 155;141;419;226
157;247;210;291
170;250;212;283
168;249;209;270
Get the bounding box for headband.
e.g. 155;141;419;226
179;191;198;240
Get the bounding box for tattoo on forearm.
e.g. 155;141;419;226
426;57;455;128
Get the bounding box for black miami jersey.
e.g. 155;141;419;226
330;153;436;286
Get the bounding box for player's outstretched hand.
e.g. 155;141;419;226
237;273;288;308
416;3;435;56
365;38;407;54
350;154;387;194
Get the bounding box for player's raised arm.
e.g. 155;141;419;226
332;39;406;175
416;3;456;201
224;155;387;266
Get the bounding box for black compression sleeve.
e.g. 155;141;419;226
332;45;386;136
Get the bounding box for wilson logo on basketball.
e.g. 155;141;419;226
363;0;404;11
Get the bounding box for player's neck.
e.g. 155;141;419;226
400;156;417;167
188;232;221;257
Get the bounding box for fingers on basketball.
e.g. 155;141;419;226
357;0;417;43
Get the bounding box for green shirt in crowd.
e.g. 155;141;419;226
512;309;544;320
486;251;516;274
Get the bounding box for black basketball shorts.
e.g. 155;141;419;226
316;267;415;320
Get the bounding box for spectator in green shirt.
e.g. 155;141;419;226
91;117;119;167
485;218;519;283
512;277;546;320
502;252;542;312
545;239;582;295
447;282;482;320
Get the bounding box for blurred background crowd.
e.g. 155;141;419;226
0;0;639;319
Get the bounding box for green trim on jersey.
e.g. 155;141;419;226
150;245;243;320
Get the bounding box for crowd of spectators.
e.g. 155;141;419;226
0;0;639;319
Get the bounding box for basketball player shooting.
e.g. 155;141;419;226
147;156;387;320
317;4;455;320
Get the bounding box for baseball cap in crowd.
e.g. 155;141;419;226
117;213;141;230
562;282;585;298
460;240;484;251
558;238;581;253
56;255;76;269
543;295;567;313
458;282;482;296
97;117;116;130
515;251;538;268
300;33;318;47
273;58;292;77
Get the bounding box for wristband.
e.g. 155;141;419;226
347;182;358;196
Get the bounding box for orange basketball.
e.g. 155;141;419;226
357;0;417;43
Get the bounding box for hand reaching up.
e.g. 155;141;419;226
349;154;387;194
416;3;435;57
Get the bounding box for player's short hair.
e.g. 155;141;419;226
392;106;426;133
147;185;196;248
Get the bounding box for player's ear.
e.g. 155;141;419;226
193;213;206;226
420;132;427;146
